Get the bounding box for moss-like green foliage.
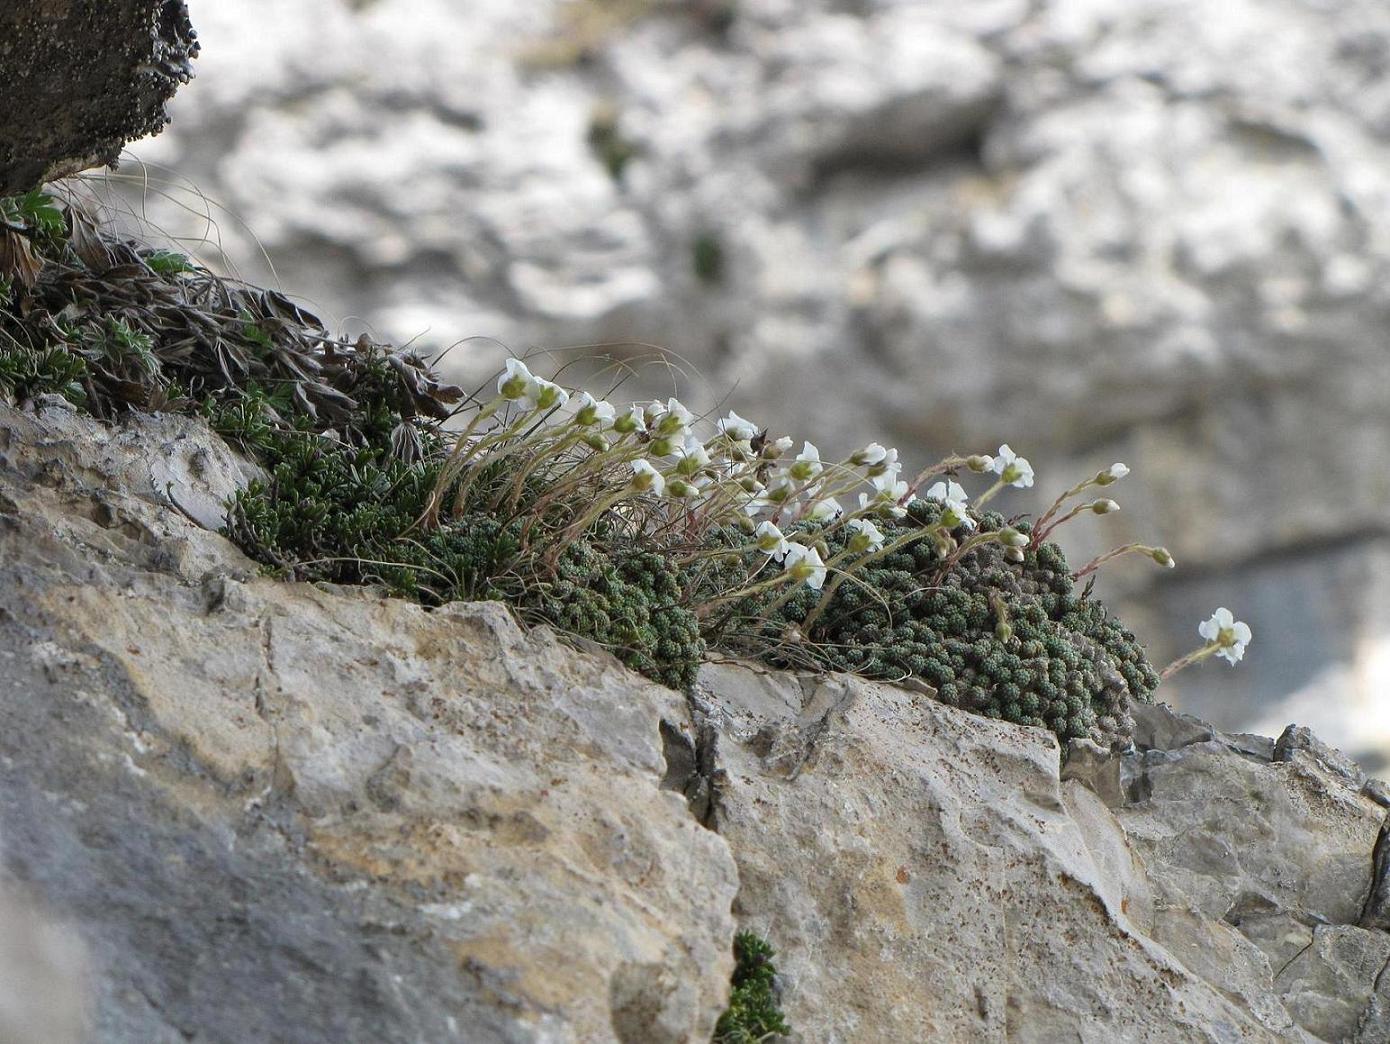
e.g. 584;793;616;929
709;501;1158;744
714;931;790;1043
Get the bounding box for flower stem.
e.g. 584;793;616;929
1160;643;1221;681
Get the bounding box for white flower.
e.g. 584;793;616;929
630;459;665;496
1096;462;1130;486
925;479;975;530
755;521;790;557
526;377;568;411
762;435;795;459
807;496;844;522
782;543;827;590
858;491;908;519
651;397;693;437
867;447;900;478
1198;608;1252;666
573;392;615;428
847;518;885;553
497;358;536;401
612;405;645;435
990;444;1034;488
673;435;712;476
789;441;824;481
716;410;758;442
852;442;888;467
871;470;902;495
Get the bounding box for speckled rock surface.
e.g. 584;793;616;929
693;663;1390;1043
0;0;198;192
0;401;738;1043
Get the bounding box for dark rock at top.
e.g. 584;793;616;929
0;0;198;194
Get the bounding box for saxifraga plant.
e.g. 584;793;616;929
714;931;790;1043
0;189;1252;744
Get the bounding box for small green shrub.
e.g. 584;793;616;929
714;931;790;1043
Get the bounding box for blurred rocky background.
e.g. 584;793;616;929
109;0;1390;767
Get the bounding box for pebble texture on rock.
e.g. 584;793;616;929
3;400;1389;1041
0;0;198;193
122;0;1390;758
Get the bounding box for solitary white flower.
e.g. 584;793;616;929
847;517;885;553
925;479;976;530
573;392;615;428
807;496;844;522
630;459;665;496
990;444;1034;488
755;521;790;557
498;358;536;401
1096;462;1130;486
782;543;827;590
790;441;824;481
716;410;758;441
852;442;888;467
1199;608;1252;666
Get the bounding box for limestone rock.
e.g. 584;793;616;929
0;0;198;192
0;402;738;1042
699;666;1390;1042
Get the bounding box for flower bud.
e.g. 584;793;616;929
998;527;1029;549
630;459;664;495
583;432;609;451
966;454;994;473
667;478;699;499
1090;499;1120;515
1004;546;1026;564
649;436;679;457
763;436;794;460
996;620;1014;642
1095;462;1130;486
1151;547;1175;568
851;442;888;467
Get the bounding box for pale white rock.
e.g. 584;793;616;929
0;403;738;1043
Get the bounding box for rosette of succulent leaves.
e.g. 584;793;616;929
0;188;1242;749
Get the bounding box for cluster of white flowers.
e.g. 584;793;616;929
475;361;1255;679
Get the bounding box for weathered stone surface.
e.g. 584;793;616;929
6;397;1390;1041
0;402;738;1042
0;876;87;1044
699;661;1390;1042
0;0;198;193
697;662;1289;1042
